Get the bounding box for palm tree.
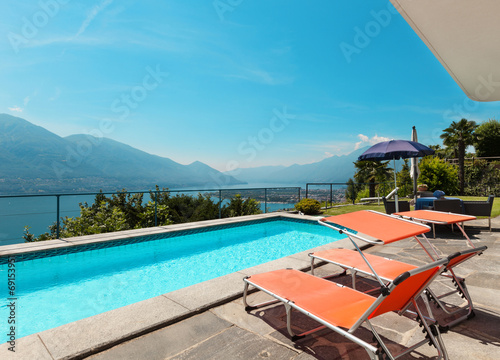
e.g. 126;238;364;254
440;118;477;195
354;160;392;198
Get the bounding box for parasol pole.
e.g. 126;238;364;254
411;126;419;203
393;157;399;212
412;165;418;202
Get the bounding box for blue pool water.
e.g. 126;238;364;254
0;218;342;340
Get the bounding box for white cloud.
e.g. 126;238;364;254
23;96;30;106
75;0;113;38
8;106;23;112
354;133;390;150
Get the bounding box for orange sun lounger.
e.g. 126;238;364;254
394;209;476;241
312;210;487;329
243;259;450;360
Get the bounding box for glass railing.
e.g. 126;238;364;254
0;187;301;246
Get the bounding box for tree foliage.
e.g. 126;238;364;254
428;144;451;159
396;159;412;197
345;178;360;204
440;118;477;195
353;160;392;197
224;194;262;217
24;188;262;242
418;157;458;195
474;119;500;157
464;160;500;196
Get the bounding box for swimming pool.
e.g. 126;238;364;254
0;217;343;340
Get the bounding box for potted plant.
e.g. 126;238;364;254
417;184;428;192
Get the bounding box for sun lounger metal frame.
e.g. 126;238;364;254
314;210;487;329
391;210;486;327
310;246;487;330
243;260;449;360
316;210;432;290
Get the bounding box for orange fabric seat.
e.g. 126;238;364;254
321;210;430;244
248;269;375;329
243;260;449;359
312;248;417;281
394;210;476;224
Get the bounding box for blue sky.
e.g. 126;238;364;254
1;0;499;172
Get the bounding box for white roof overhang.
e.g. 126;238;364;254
390;0;500;101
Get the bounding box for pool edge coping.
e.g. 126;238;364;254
0;212;366;360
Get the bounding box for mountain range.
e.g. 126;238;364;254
0;114;243;194
0;114;365;194
225;148;367;185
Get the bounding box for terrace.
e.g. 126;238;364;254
1;212;499;360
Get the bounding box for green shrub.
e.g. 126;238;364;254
295;198;321;215
223;194;262;217
464;160;500;196
418;157;458;195
356;187;370;201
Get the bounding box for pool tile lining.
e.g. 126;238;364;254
0;215;319;264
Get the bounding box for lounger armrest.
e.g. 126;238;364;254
393;271;410;285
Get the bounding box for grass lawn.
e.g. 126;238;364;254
321;195;499;218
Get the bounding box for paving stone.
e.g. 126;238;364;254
165;272;246;312
210;297;283;336
0;334;53;360
369;312;417;345
465;271;500;290
371;246;406;255
421;325;500;360
461;285;500;312
87;312;231;360
39;295;190;360
169;326;298;360
452;307;500;342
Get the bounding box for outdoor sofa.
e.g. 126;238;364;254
462;195;495;231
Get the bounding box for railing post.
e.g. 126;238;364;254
154;191;158;227
330;184;333;208
218;190;222;219
56;195;60;239
351;182;355;205
298;187;301;202
305;184;308;199
264;188;267;213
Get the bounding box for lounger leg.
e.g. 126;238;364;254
412;298;449;360
243;281;250;309
421;296;449;360
414;235;441;261
284;303;300;340
455;223;475;248
366;320;394;360
243;279;281;311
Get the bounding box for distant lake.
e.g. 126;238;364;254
0;184;303;246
